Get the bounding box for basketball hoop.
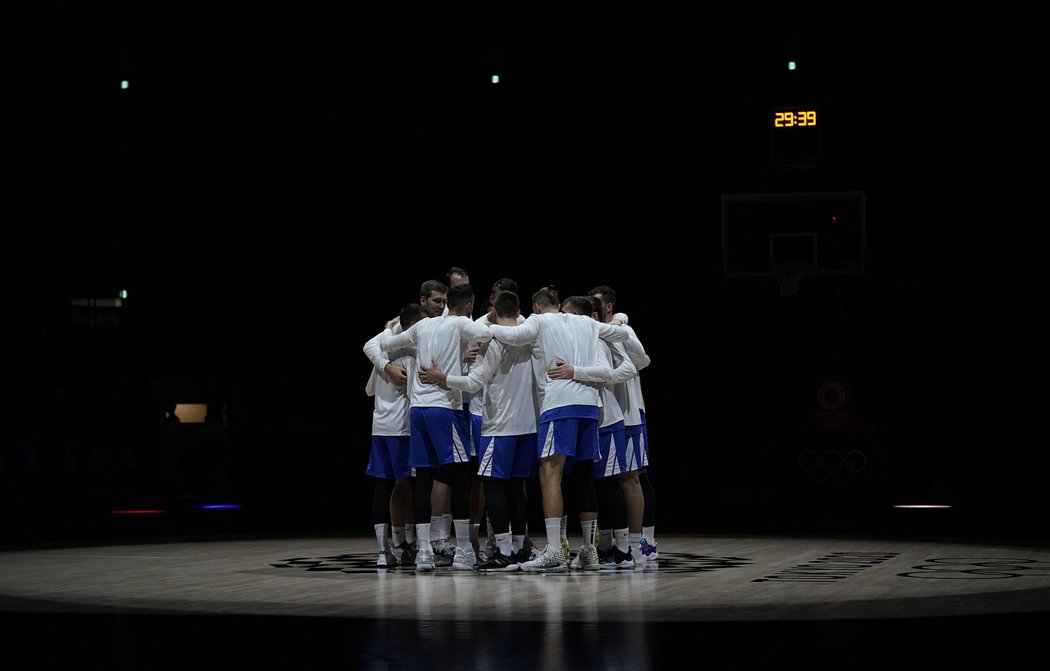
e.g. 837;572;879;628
771;263;810;296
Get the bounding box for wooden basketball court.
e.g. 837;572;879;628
2;533;1048;668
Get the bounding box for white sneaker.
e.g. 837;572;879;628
576;545;600;571
519;544;566;573
415;547;436;572
376;547;398;568
452;546;478;570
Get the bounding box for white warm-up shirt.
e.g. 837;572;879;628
362;328;415;436
614;323;651;426
488;312;628;415
380;315;492;410
446;339;539;436
598;339;638;429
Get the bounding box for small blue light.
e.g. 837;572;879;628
120;80;129;89
787;61;796;71
198;504;243;510
491;74;500;84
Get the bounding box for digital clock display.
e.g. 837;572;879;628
773;109;817;128
771;105;821;161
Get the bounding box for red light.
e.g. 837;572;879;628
109;509;168;515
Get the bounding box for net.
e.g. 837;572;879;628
771;263;810;296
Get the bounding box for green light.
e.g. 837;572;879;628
787;61;797;71
491;74;500;84
120;80;129;89
119;289;128;299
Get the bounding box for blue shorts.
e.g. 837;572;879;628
365;435;412;480
537;405;600;464
469;412;483;459
477;433;538;480
625;411;649;468
594;421;628;479
409;406;471;468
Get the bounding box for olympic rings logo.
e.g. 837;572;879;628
797;449;867;482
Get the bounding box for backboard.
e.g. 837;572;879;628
721;191;866;278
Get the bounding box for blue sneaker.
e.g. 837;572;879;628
639;538;659;562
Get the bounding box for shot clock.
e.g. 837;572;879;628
771;105;820;162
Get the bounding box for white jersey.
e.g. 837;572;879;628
363;321;402;398
467;312;525;416
465;313;491;417
446;339;539;436
614;323;650;426
362;328;415;436
599;339;637;429
488;312;628;414
380;315;491;410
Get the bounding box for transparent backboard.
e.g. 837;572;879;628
721;191;866;278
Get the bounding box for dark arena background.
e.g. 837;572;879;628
1;5;1047;668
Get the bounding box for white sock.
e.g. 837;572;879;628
416;522;432;552
544;517;562;551
614;528;629;553
495;532;512;558
580;518;599;549
374;523;388;553
642;525;655;544
432;515;450;541
454;519;471;551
